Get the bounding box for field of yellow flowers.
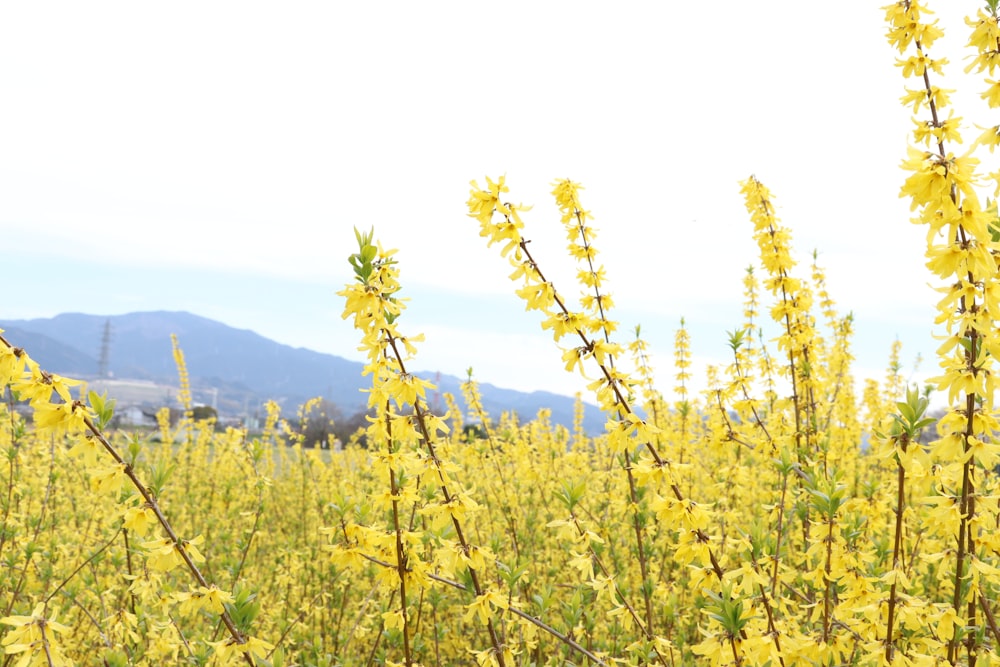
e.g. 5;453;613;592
5;2;1000;665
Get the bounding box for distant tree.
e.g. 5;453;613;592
163;407;184;427
915;407;947;446
462;423;488;442
334;408;375;449
297;399;342;449
192;405;218;422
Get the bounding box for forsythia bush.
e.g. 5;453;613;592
4;2;1000;665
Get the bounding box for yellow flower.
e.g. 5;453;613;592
1;604;73;667
34;401;88;436
0;343;30;391
201;586;235;614
967;8;1000;48
540;311;595;342
899;148;953;211
982;79;1000;107
467;175;509;224
207;637;239;663
183;535;207;563
936;606;962;641
381;609;405;632
551;178;585;212
967;434;1000;469
568;550;595;581
327;544;366;572
122;505;157;535
896;53;948;78
384;372;435;408
691;634;729;666
141;538;185;572
514;281;555;312
89;463;127;495
463;589;506;625
608;604;637;632
67;435;103;464
922;494;961;534
173;589;206;616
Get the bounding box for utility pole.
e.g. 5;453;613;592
97;319;112;378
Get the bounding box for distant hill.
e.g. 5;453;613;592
1;326;98;376
1;311;606;433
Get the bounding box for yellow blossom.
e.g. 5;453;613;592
122;505;157;535
142;539;182;571
89;463;127;495
463;589;506;625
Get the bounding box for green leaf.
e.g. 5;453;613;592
87;390;116;430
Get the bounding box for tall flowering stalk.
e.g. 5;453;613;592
171;334;193;423
552;179;616;345
808;253;860;468
741;176;819;467
881;386;937;664
739;175;871;663
740;177;823;600
339;228;417;665
461;371;522;562
888;1;1000;663
552;178;658;634
672;319;693;474
469;175;736;665
630;326;666;435
337;228;511;666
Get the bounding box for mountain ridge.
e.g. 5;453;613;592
1;311;605;433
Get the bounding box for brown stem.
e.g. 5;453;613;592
884;433;909;663
903;29;981;664
756;581;786;667
623;450;655;634
822;518;835;645
464;379;521;560
979;594;1000;648
731;349;775;448
43;529;121;606
0;391;20;576
570;203;656;636
728;634;744;666
565;514;667;666
361;552;609;666
573;207;614;351
122;528;137;617
79;413;253;665
39;617;55;667
4;429;58;618
386;336;507;666
385;406;413;666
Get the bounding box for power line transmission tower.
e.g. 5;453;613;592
97;319;112;378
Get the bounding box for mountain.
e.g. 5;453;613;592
1;326;98;376
1;311;606;433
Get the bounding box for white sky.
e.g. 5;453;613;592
0;2;990;403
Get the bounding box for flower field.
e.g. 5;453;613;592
5;2;1000;665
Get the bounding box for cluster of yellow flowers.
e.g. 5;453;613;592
5;2;1000;665
0;333;269;665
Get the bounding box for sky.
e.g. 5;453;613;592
0;2;992;406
